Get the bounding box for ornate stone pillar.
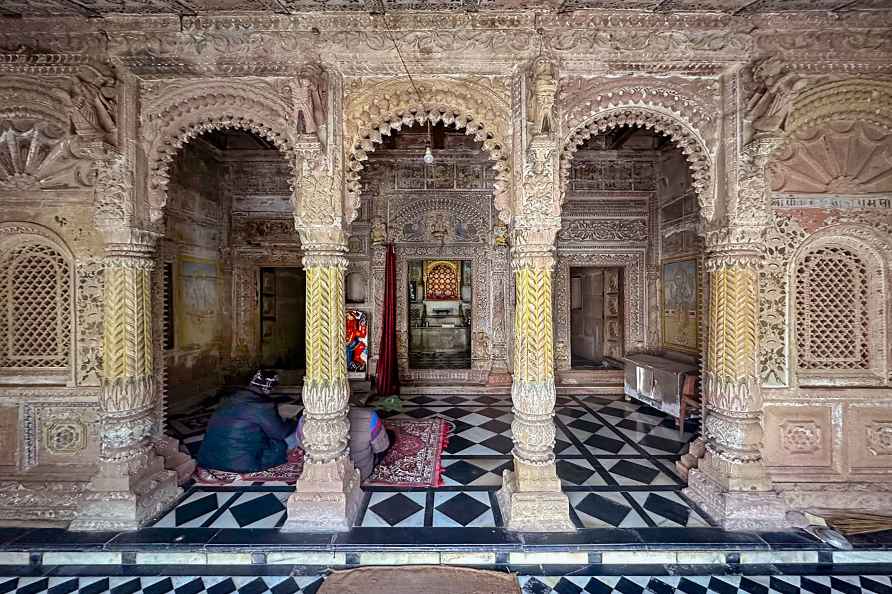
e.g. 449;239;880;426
684;228;788;529
283;232;361;531
284;127;361;530
497;225;574;532
71;228;180;531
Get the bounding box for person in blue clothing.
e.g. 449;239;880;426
197;369;296;473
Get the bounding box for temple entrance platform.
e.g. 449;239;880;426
0;392;889;594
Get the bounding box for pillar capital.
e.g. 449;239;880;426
510;222;559;270
100;227;160;259
705;224;764;269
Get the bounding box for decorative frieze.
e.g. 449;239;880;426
558;218;647;243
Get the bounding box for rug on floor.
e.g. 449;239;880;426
192;418;450;488
319;566;521;594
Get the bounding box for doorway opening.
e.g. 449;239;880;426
569;266;624;370
260;267;306;378
407;259;472;369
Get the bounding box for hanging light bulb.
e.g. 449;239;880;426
423;120;435;164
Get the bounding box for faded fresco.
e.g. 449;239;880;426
176;257;221;348
661;258;699;354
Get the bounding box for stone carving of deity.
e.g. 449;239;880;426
746;57;807;135
54;65;118;146
529;58;557;137
291;67;327;144
371;216;387;245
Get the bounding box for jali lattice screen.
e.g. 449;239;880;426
0;240;72;372
794;245;870;372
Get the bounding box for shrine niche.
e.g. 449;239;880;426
357;122;505;382
424;260;460;301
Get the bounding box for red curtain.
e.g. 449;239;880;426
375;243;399;396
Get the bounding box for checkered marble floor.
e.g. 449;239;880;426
163;391;710;530
0;576;324;594
2;574;891;594
519;575;892;594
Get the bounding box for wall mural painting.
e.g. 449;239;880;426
346;309;369;377
424;260;461;301
661;258;699;354
176;256;221;348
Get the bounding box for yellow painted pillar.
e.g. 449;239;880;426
685;240;788;529
497;226;574;532
72;228;180;531
283;232;361;532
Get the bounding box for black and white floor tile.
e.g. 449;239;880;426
358;490;498;528
519;575;892;594
0;576;324;594
154;490;291;529
2;575;890;594
164;391;709;530
361;492;427;527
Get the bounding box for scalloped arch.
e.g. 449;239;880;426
343;79;513;224
561;105;715;221
144;87;294;223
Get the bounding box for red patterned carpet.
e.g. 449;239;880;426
193;418;450;488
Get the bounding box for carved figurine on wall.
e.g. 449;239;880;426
54;64;118;146
746;56;808;136
529;57;557;138
370;216;388;245
493;220;509;247
291;66;327;145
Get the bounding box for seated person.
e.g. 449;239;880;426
197;370;296;473
295;407;391;481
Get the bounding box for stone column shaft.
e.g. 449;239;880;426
684;247;787;529
497;232;574;532
71;229;180;531
283;241;361;532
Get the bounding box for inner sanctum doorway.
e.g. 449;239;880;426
569;266;624;370
407;259;472;369
259;267;306;378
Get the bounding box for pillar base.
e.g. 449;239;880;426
153;435;197;486
496;468;575;532
69;447;180;532
675;437;706;481
282;456;362;532
684;468;789;531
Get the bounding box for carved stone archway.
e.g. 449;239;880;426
561;106;715;221
343;78;513;224
142;81;295;223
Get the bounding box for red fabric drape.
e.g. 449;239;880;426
375;243;399;396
